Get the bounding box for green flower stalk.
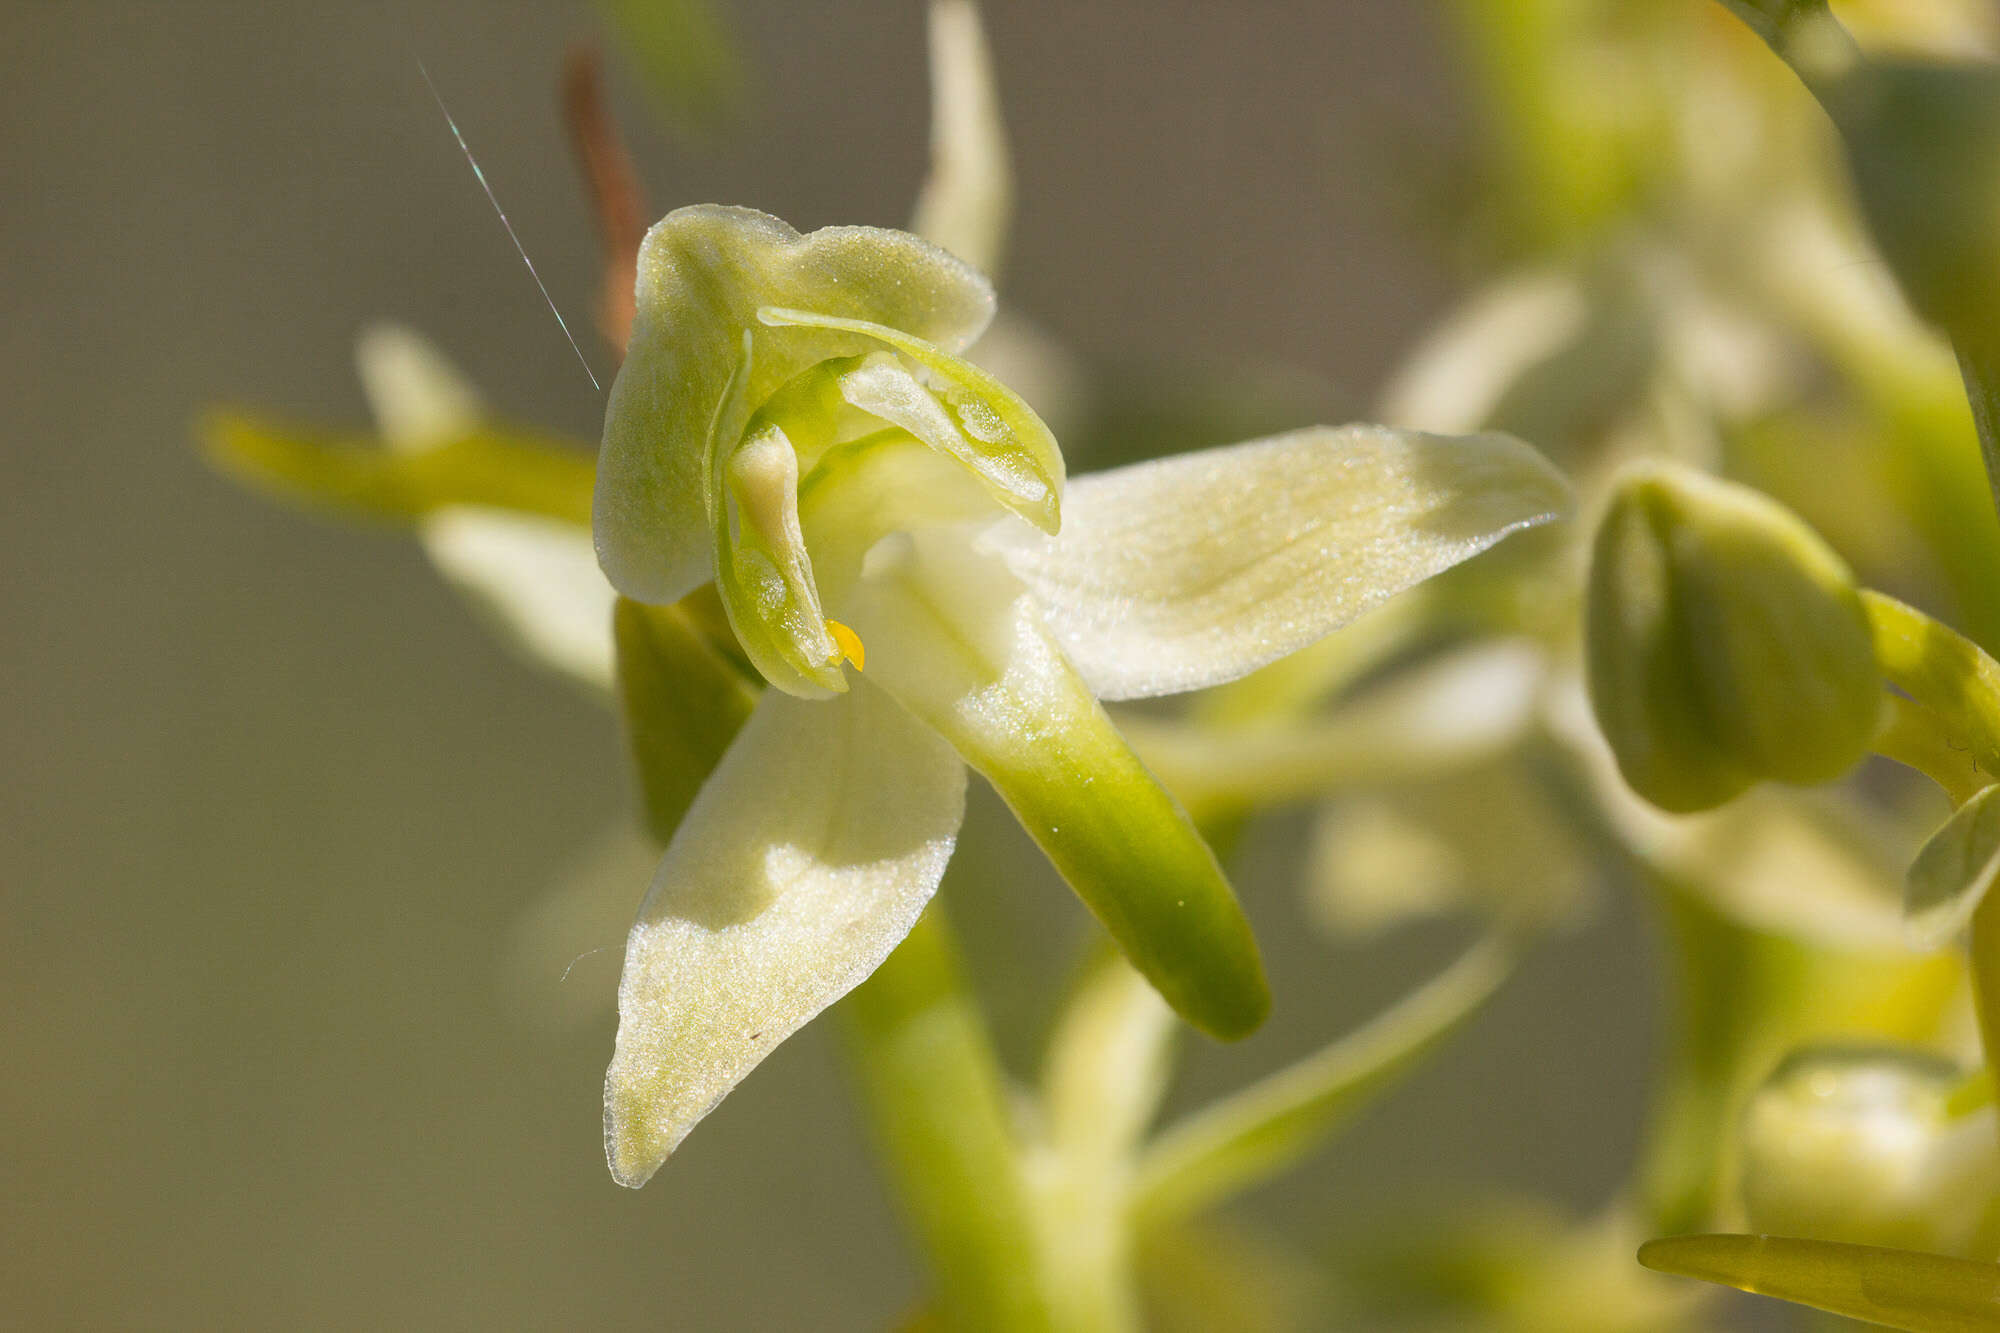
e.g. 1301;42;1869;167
593;204;1573;1186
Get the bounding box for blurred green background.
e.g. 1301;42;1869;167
3;3;1664;1326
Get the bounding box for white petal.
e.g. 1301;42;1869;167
984;425;1572;701
354;322;484;451
910;0;1013;275
1373;269;1588;434
419;507;616;691
603;679;966;1186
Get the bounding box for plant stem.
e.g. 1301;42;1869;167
1871;692;1990;806
842;909;1060;1333
1863;591;2000;773
1858;590;2000;1153
1032;948;1177;1333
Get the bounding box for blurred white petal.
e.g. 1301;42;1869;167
1375;270;1589;434
420;508;616;691
910;0;1012;275
355;322;484;450
1123;639;1549;818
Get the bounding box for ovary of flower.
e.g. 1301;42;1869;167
596;204;1574;1186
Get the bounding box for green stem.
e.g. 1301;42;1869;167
842;909;1060;1333
1032;947;1178;1333
1871;692;1990;806
1859;590;2000;1154
1863;590;2000;773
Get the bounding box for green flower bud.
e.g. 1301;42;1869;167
1585;462;1880;813
1739;1045;1999;1257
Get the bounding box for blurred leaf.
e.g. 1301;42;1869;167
1336;1202;1707;1333
612;595;759;845
1041;945;1176;1183
595;0;745;137
1138;1218;1329;1333
1131;933;1517;1228
1305;751;1592;938
1638;1232;2000;1331
202;412;593;527
1033;945;1175;1332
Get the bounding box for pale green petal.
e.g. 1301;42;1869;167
981;425;1572;701
1637;1232;2000;1331
909;0;1013;276
598;206;997;604
603;679;966;1186
1907;783;2000;950
759;305;1062;532
421;508;616;690
842;531;1267;1040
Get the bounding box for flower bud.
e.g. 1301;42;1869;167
1585;462;1880;813
1739;1045;1999;1256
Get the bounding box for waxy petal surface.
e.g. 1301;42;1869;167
984;425;1571;701
604;678;966;1186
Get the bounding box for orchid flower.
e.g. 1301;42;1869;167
594;203;1573;1186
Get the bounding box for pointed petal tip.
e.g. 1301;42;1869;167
603;1069;677;1190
